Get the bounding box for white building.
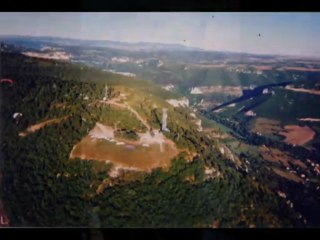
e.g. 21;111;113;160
190;87;203;94
111;57;130;63
162;84;175;91
245;110;256;117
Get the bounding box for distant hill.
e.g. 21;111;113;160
0;35;203;52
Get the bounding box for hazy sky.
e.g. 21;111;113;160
1;12;320;56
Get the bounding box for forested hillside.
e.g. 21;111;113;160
0;52;303;227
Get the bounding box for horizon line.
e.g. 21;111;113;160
1;34;320;59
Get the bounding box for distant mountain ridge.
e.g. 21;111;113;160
0;35;204;52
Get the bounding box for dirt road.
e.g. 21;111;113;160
100;99;151;130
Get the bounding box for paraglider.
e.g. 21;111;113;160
0;79;14;85
13;112;23;125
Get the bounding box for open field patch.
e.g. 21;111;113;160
272;167;304;183
278;125;315;146
259;146;307;169
282;67;320;72
252;117;282;135
285;86;320;95
254;65;273;71
70;123;180;171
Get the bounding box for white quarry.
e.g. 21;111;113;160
166;97;189;107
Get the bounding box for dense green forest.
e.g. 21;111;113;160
0;52;304;227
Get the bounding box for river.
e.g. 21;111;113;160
209;81;292;112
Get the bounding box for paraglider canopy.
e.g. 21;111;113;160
13;112;23;119
13;112;23;125
0;79;14;85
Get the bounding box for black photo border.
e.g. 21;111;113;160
1;0;320;239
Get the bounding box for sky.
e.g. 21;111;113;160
1;12;320;57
